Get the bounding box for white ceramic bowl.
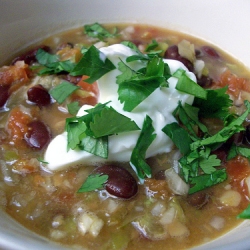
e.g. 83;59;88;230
1;1;250;249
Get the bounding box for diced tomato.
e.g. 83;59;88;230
70;75;99;106
225;155;250;203
77;75;99;96
216;70;250;98
7;106;33;148
0;61;30;87
0;62;31;107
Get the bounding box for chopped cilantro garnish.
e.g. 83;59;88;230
116;60;137;85
84;22;119;41
78;174;109;192
166;99;250;194
227;143;250;161
162;122;192;155
130;115;156;183
188;169;227;194
121;41;144;57
37;157;49;164
173;102;207;139
191;102;250;151
145;40;159;52
90;107;140;138
174;68;207;99
70;45;116;83
79;136;108;158
193;87;232;120
66;119;87;151
67;101;81;115
36;49;76;75
49;81;80;104
65;103;139;158
36;49;58;64
117;56;169;111
237;204;250;219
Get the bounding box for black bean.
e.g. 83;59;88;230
0;85;10;108
212;132;244;162
187;191;210;209
24;121;51;150
212;146;228;162
164;45;194;72
197;75;213;88
244;125;250;145
201;46;220;59
27;85;51;106
93;165;138;199
11;45;51;65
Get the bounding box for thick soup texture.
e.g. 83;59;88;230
1;23;250;250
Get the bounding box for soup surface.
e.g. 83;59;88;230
1;23;250;250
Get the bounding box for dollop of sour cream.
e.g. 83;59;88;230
44;44;196;171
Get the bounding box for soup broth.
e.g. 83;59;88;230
1;23;250;250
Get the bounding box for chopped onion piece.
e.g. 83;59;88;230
245;176;250;196
165;168;189;196
178;40;195;62
194;59;205;78
168;221;190;238
78;212;104;237
159;207;176;225
209;216;225;230
219;190;241;207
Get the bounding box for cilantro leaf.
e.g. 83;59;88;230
79;136;108;158
78;174;109;192
65;103;139;158
120;41;143;55
145;40;159;52
90;107;139;138
173;102;201;139
237;204;250;219
36;49;59;64
190;103;250;151
67;101;81;115
49;81;80;104
117;56;168;111
179;151;199;182
174;69;207;99
121;41;150;62
37;157;49;164
70;45;116;83
162;122;192;155
130;115;156;182
116;61;137;85
84;23;118;41
66;119;87;150
36;49;76;75
227;143;250;160
180;103;208;133
189;169;227;194
199;149;221;174
193;87;232;120
227;143;238;160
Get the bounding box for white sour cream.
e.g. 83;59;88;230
44;44;196;171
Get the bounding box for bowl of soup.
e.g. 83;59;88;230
1;0;250;249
